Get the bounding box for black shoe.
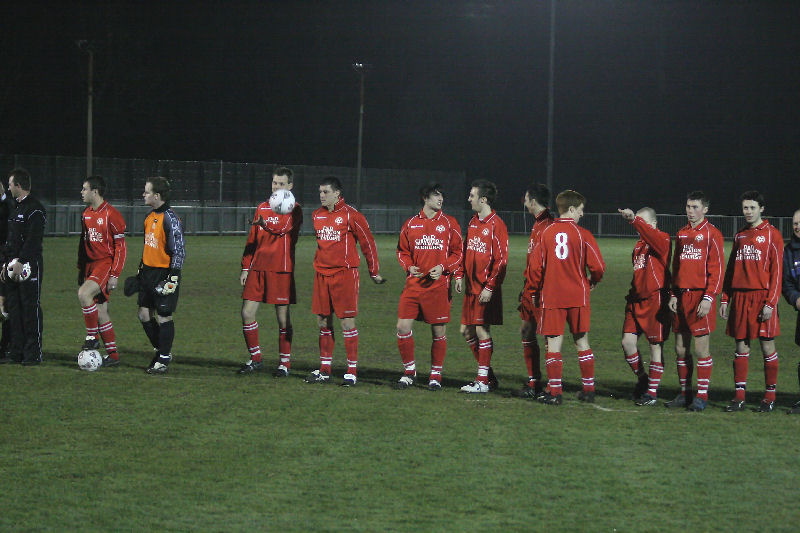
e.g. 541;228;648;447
724;399;746;412
757;400;774;413
635;394;657;406
577;390;595;403
511;384;540;399
82;336;100;350
102;356;120;368
272;365;289;378
427;379;442;391
688;397;707;412
146;362;169;374
237;360;263;375
487;367;499;391
539;392;563;405
633;373;649;398
664;394;688;408
304;370;330;384
394;375;416;389
790;400;800;415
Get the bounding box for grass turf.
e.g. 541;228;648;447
2;234;800;531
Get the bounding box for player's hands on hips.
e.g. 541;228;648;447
668;296;678;313
240;270;249;286
371;274;386;284
696;299;711;318
719;302;728;319
108;276;118;291
618;208;635;221
428;264;444;280
760;305;773;321
454;278;463;293
408;266;423;278
478;288;492;303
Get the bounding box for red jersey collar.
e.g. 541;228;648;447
89;201;108;212
474;210;496;223
327;197;346;212
418;208;443;221
535;210;552;222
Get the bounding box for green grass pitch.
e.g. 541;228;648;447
3;234;800;531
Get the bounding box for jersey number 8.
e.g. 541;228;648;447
555;232;569;259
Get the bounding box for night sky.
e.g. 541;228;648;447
3;1;799;214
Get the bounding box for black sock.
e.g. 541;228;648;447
142;318;160;349
158;320;175;363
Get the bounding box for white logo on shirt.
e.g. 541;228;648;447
317;225;341;241
680;244;703;260
482;228;490;236
467;236;487;254
436;225;445;233
87;228;103;242
335;217;344;225
414;235;444;250
736;244;762;262
695;234;704;242
97;218;104;225
756;236;765;243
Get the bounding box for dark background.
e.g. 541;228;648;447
2;1;798;214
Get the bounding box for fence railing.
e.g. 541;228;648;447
45;205;795;240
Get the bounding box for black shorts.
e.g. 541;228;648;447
137;266;180;317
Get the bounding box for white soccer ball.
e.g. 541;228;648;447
77;349;103;372
269;189;296;215
6;258;31;282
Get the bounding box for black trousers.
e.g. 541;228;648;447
5;258;43;363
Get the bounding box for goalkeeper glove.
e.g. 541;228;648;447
156;274;179;295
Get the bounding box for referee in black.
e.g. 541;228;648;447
1;169;46;365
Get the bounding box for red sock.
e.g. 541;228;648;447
243;321;262;363
733;352;749;401
695;356;713;400
578;349;595;392
430;335;446;381
523;340;541;385
319;327;334;374
677;354;693;395
344;328;358;375
98;321;117;359
625;351;641;375
397;331;416;375
466;336;479;362
764;352;778;402
647;362;664;397
476;338;493;383
82;304;99;338
545;352;563;395
277;327;292;369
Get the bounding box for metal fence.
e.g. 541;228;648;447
44;205;796;240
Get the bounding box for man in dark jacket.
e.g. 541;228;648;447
782;209;800;413
1;168;46;365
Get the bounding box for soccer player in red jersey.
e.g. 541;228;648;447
238;167;303;377
454;180;509;394
719;191;783;413
529;190;605;405
306;176;385;386
512;183;553;399
666;190;724;411
394;182;463;391
617;207;672;406
77;176;127;367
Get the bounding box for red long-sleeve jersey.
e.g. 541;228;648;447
78;201;127;278
241;201;303;272
628;216;672;300
312;198;379;276
397;209;462;291
522;209;554;297
529;218;605;309
671;219;724;300
721;219;783;308
455;210;508;295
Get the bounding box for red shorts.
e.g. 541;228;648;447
461;288;503;326
398;285;451;324
242;270;296;305
725;289;780;339
622;293;670;344
84;259;112;304
312;268;360;318
518;290;542;324
672;289;716;336
538;306;591;336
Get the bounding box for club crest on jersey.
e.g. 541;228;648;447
756;235;765;243
97;217;104;225
436;225;445;233
695;234;704;242
482;228;490;236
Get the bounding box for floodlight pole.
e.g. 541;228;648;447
78;40;95;177
353;62;368;209
546;0;556;198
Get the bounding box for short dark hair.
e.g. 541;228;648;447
8;168;32;191
555;190;586;215
85;175;106;197
740;190;764;208
320;176;342;193
419;182;443;205
470;179;497;207
687;190;709;208
526;183;550;208
273;166;293;183
147;176;171;203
